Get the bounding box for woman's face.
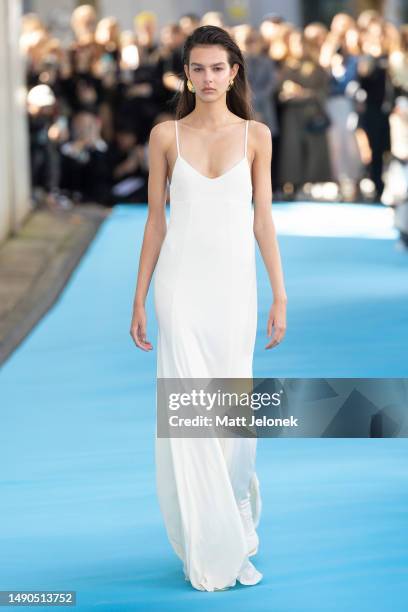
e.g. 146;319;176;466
186;45;238;99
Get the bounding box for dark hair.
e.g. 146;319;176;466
174;25;253;120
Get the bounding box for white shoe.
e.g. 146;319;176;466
238;495;259;556
237;558;263;586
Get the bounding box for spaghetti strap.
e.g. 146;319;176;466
244;120;249;157
175;120;180;156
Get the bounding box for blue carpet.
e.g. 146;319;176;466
1;203;407;611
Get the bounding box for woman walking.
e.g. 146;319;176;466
130;25;287;591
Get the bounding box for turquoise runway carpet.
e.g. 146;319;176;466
1;203;407;610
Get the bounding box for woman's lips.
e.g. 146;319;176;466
203;88;216;92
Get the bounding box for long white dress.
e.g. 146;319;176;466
154;119;262;591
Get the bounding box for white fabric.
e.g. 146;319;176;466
154;119;262;591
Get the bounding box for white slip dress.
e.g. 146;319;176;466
153;119;262;591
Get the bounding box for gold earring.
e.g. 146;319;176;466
227;79;234;91
186;79;195;93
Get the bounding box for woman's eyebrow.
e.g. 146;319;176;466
190;62;226;66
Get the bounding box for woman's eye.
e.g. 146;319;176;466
192;67;223;72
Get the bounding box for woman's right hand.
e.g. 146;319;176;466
130;304;153;351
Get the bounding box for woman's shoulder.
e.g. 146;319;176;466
148;120;176;154
247;120;272;160
248;119;272;140
149;119;176;141
248;118;269;128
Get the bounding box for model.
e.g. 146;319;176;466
130;25;287;592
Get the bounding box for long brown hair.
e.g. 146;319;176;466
174;25;253;120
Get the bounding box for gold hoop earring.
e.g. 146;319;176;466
186;79;195;93
227;79;234;91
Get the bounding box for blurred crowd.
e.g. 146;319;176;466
22;5;408;233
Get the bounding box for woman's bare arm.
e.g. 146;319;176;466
129;121;170;350
251;121;287;349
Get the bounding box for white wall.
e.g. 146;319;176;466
0;1;13;242
0;0;31;243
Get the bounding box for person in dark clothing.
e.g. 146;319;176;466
115;49;162;145
107;123;148;204
356;23;393;199
26;83;66;203
115;11;163;144
59;111;111;204
156;23;185;115
62;3;104;114
276;30;333;195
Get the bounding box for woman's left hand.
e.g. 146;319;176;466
265;300;287;349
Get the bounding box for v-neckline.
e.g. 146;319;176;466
172;119;249;183
171;155;249;183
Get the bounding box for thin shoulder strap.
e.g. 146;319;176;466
244;120;249;157
175;120;180;156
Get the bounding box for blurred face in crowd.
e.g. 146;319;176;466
200;12;224;28
304;23;328;50
20;15;50;58
21;13;45;38
185;45;239;100
244;30;263;55
361;22;387;56
357;10;383;32
179;15;200;37
288;30;303;61
134;16;157;46
72;112;101;144
331;13;356;36
159;25;172;48
22;12;41;31
233;24;252;52
260;19;282;44
160;24;185;50
344;27;361;55
268;24;294;61
302;35;321;63
173;27;185;48
71;5;97;42
95;17;120;47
